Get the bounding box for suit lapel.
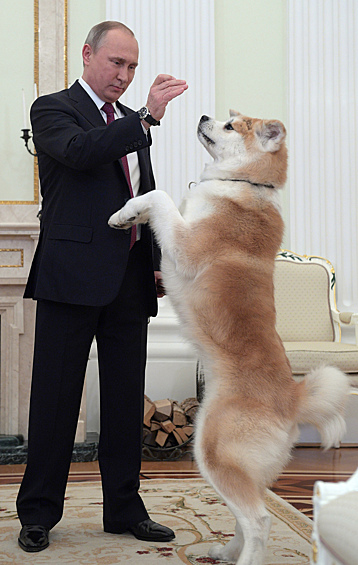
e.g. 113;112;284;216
68;84;128;184
68;80;105;127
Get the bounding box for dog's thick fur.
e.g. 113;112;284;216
109;111;350;565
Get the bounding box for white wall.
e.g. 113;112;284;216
68;0;106;84
214;0;289;240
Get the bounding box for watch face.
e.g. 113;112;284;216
138;107;149;119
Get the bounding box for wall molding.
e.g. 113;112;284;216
0;296;24;435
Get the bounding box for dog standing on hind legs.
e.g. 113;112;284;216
109;110;350;565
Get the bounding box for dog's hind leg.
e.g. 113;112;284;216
196;431;272;565
232;505;271;565
209;520;244;563
207;490;271;565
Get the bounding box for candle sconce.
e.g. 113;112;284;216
21;128;37;157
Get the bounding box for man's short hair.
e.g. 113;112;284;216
84;21;135;53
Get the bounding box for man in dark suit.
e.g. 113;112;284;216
16;20;188;553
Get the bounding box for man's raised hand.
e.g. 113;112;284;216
145;74;188;123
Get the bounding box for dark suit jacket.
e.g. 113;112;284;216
25;80;159;314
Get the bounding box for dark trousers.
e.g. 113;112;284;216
17;243;150;532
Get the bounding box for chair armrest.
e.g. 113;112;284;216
332;310;358;345
331;310;358;325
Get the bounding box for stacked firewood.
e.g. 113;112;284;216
143;396;199;449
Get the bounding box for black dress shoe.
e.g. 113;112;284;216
128;518;175;542
18;525;49;552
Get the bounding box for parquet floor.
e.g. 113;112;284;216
1;446;357;520
271;447;358;518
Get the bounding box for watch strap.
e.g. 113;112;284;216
143;113;161;126
138;106;160;126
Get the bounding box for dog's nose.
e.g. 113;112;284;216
200;115;210;122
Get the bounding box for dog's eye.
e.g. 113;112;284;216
224;123;234;130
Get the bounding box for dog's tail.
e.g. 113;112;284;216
296;366;350;449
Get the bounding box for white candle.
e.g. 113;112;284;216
22;89;27;129
34;83;38;100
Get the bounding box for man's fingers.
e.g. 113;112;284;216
162;84;188;102
160;80;188;94
151;74;176;86
151;80;188;103
152;76;187;91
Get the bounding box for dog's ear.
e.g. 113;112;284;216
255;120;286;152
229;109;242;118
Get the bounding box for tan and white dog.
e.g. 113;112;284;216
109;111;349;565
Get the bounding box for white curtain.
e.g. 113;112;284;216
106;0;215;205
288;0;358;310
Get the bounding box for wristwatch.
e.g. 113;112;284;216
137;106;160;126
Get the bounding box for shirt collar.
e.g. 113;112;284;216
78;77;121;117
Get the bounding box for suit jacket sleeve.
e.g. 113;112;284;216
30;93;151;170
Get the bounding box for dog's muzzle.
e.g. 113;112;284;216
197;115;215;145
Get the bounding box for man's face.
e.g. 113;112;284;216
82;29;139;103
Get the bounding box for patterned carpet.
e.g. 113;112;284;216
137;468;355;520
0;479;313;564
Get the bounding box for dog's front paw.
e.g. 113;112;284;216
108;209;136;230
208;543;227;560
108;200;150;230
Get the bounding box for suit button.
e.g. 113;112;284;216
129;144;134;150
134;142;138;148
125;145;130;151
138;140;143;146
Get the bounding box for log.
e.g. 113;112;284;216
182;425;194;437
160;420;176;434
181;398;199;423
180;397;199;412
172;429;184;445
172;404;186;426
150;422;161;432
144;396;156;427
176;427;189;442
153;399;172;422
142;430;157;447
156;429;169;447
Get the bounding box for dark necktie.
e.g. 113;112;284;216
102;103;137;248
